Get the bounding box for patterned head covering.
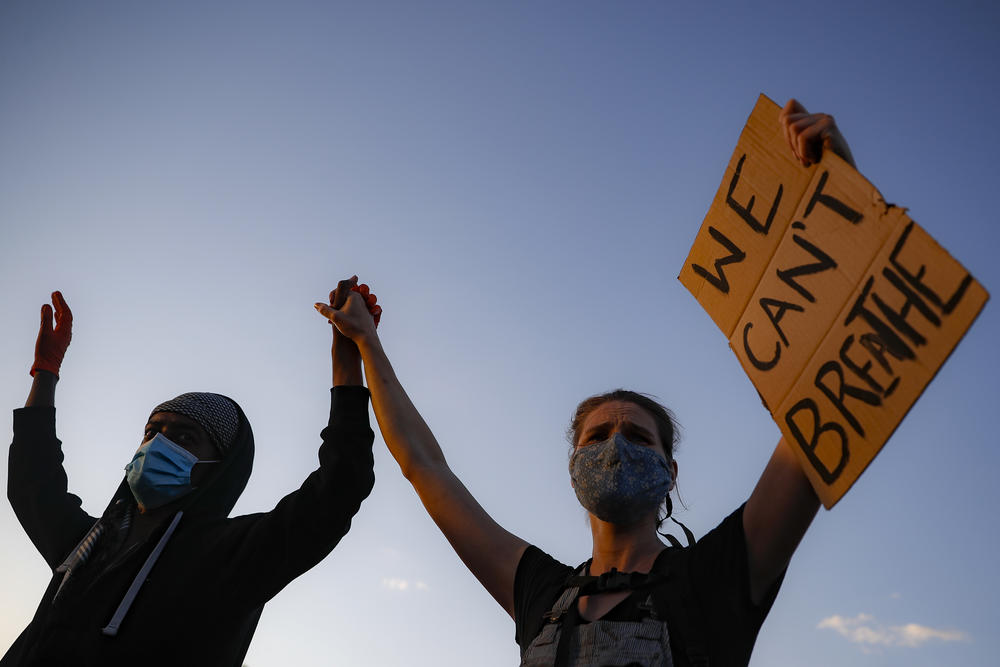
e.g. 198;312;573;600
149;392;240;454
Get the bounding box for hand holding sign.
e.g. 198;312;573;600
680;95;988;508
779;99;855;169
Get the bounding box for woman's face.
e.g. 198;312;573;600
575;400;677;481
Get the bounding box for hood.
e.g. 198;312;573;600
51;396;255;636
107;394;255;522
177;395;254;520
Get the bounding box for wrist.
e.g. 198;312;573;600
355;333;383;360
26;371;58;407
30;366;60;380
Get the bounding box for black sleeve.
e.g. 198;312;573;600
212;386;376;606
662;504;784;667
7;407;97;570
513;545;574;651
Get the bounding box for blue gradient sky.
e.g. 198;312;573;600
2;2;997;665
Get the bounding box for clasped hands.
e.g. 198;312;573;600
315;275;382;343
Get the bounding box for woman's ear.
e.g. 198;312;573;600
669;459;678;492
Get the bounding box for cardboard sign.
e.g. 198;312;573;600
680;94;989;508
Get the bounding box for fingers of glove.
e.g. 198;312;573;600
350;284;379;315
40;304;53;333
371;304;382;327
51;291;73;337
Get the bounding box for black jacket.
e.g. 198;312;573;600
4;386;374;667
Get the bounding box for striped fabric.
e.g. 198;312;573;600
53;499;131;601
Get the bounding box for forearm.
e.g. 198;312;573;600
743;437;820;604
332;331;363;386
25;371;57;408
218;386;375;606
9;404;94;567
356;336;448;478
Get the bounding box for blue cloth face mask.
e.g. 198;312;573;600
570;433;672;525
125;433;216;510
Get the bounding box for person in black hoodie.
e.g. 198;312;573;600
4;279;378;666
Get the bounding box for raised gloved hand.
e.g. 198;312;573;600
32;291;73;378
350;282;382;327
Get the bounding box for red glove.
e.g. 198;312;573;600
351;283;382;327
32;291;73;378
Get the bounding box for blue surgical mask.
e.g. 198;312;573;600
125;433;217;510
570;433;672;525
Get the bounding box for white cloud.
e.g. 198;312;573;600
818;613;970;649
380;577;430;593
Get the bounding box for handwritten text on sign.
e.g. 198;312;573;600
679;94;989;508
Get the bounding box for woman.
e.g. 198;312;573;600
316;99;853;666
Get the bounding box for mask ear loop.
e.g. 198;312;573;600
656;494;696;547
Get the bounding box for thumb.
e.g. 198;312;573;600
314;302;337;321
314;302;350;329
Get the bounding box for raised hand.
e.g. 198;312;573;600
314;277;381;344
32;291;73;378
779;98;856;169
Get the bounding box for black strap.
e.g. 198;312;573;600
565;567;667;597
662;532;683;548
671;517;697;547
552;593;580;667
658;516;697;548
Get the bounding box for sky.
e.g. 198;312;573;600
1;1;998;665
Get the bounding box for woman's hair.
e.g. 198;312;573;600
567;389;680;458
568;389;683;523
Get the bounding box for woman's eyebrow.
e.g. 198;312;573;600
622;423;656;442
581;424;610;441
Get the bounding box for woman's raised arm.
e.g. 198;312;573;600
743;98;857;604
315;280;528;617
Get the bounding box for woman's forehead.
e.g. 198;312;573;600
580;401;658;434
